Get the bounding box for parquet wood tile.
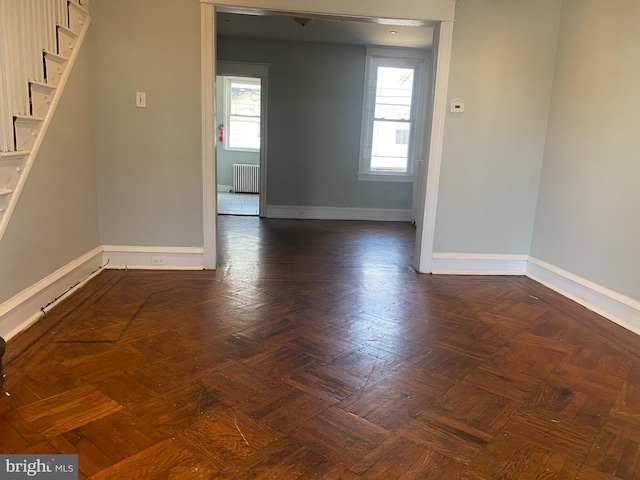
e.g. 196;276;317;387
60;344;147;383
16;385;122;438
352;433;466;479
339;384;426;431
586;431;640;479
502;406;598;461
398;406;494;465
0;413;36;453
89;438;207;480
414;345;484;383
436;383;520;430
461;363;541;403
3;216;640;478
330;346;404;389
52;431;116;477
288;407;389;466
176;406;280;473
95;363;184;409
395;448;466;480
240;387;331;435
605;410;640;444
487;341;567;380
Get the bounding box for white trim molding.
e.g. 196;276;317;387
0;246;103;340
103;246;204;270
201;3;217;269
414;21;454;274
527;257;640;336
431;253;528;275
203;0;457;22
266;205;412;222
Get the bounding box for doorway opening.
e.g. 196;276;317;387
214;61;268;221
201;6;454;271
216;73;263;216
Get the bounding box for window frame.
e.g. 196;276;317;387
223;76;261;152
358;48;428;183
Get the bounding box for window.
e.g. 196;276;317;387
223;76;261;151
359;49;427;182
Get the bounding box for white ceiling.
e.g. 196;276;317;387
217;12;434;50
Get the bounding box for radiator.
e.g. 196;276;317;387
233;164;260;193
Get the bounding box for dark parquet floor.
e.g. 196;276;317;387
2;216;640;479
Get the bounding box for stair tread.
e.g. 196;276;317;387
30;81;57;92
0;151;30;159
43;50;68;62
14;114;45;123
57;24;78;38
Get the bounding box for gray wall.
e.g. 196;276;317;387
215;77;260;189
0;38;101;304
531;0;640;301
434;0;562;254
92;0;203;247
217;36;416;210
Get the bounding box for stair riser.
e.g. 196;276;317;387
31;88;55;118
68;3;89;35
0;192;12;213
57;27;77;58
44;54;67;87
14;120;42;151
0;161;24;193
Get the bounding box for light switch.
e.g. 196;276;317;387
136;92;146;108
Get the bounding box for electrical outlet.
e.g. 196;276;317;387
151;256;166;265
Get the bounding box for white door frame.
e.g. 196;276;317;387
201;2;455;271
414;21;454;273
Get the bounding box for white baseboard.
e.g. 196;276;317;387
266;205;412;222
217;184;233;193
431;253;528;275
527;257;640;336
0;246;104;340
103;245;204;270
431;253;640;335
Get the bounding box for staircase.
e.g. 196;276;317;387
0;0;90;242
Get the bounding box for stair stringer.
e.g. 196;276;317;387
0;12;91;244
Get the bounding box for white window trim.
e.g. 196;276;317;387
358;47;428;183
223;75;261;152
